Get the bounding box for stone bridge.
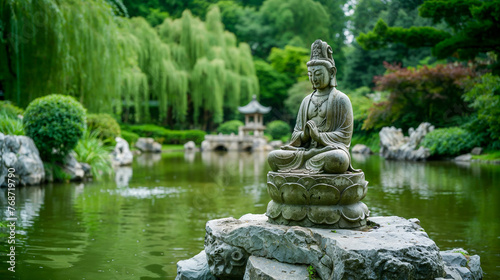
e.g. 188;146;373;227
201;134;267;152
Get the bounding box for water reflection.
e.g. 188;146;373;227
115;166;133;188
0;185;44;231
184;151;196;163
351;153;370;164
0;153;498;279
135;153;162;167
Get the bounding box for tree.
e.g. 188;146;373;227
231;0;343;59
464;73;500;148
357;0;500;72
342;0;436;90
0;1;258;130
158;7;259;128
254;59;294;122
363;63;476;131
0;0;127;112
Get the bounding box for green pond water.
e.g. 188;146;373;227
1;151;499;279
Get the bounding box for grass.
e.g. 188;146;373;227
0;112;24;135
472;150;500;161
74;130;114;180
307;265;318;279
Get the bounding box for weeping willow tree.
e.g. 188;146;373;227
0;0;130;113
1;1;258;128
158;7;259;126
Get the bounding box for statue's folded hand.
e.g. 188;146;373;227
281;145;305;151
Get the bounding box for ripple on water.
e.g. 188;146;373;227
102;186;184;199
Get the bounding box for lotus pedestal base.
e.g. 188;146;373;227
265;171;370;229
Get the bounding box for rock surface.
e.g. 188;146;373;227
135;137;162;153
439;248;483;280
62;152;85;181
0;133;45;186
176;250;216;280
470;147;482;155
454;154;472;162
112;137;133;166
243;255;309;280
351;144;373;154
201;140;210;152
201;214;445;280
379;123;433;161
184;141;196;151
269;140;283;150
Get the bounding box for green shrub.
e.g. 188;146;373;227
87;113;121;145
43;162;72;182
0;112;24;135
464;73;500;148
121;130;140;146
74;131;113;180
23;94;86;162
217;120;244;135
0;101;23;118
125;124;206;145
351;133;380;153
126;124;169;138
266;120;291;140
421;127;478;157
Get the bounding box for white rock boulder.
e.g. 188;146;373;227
351;144;373;154
184;141;196;151
379;123;433;161
112;137;133;166
135;137;162;153
0;133;45;186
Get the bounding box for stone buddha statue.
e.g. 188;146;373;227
268;39;356;174
265;39;369;229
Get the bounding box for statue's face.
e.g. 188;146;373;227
308;65;330;90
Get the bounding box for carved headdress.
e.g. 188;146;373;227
307;39;337;87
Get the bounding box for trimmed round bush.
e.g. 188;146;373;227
23;94;87;162
266;120;291;140
217;120;244;135
87;113;121;144
421;127;478;157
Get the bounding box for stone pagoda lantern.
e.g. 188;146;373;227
237;95;271;137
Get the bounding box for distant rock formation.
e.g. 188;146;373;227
112;137;133;166
135;137;162;153
351;144;373;154
379;122;434;161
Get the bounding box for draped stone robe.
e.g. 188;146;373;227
281;87;357;172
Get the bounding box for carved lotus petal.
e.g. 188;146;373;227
297;177;316;190
281;205;307;221
331;176;354;191
266;200;282;219
308;206;341;224
359;180;368;201
281;183;308;205
341;202;368;222
339;184;364;205
272;175;286;188
309;183;341;205
286;175;300;183
267;182;283;203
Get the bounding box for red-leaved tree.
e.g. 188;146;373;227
363;63;476;130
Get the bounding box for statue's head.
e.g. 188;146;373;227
307;39;337;88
